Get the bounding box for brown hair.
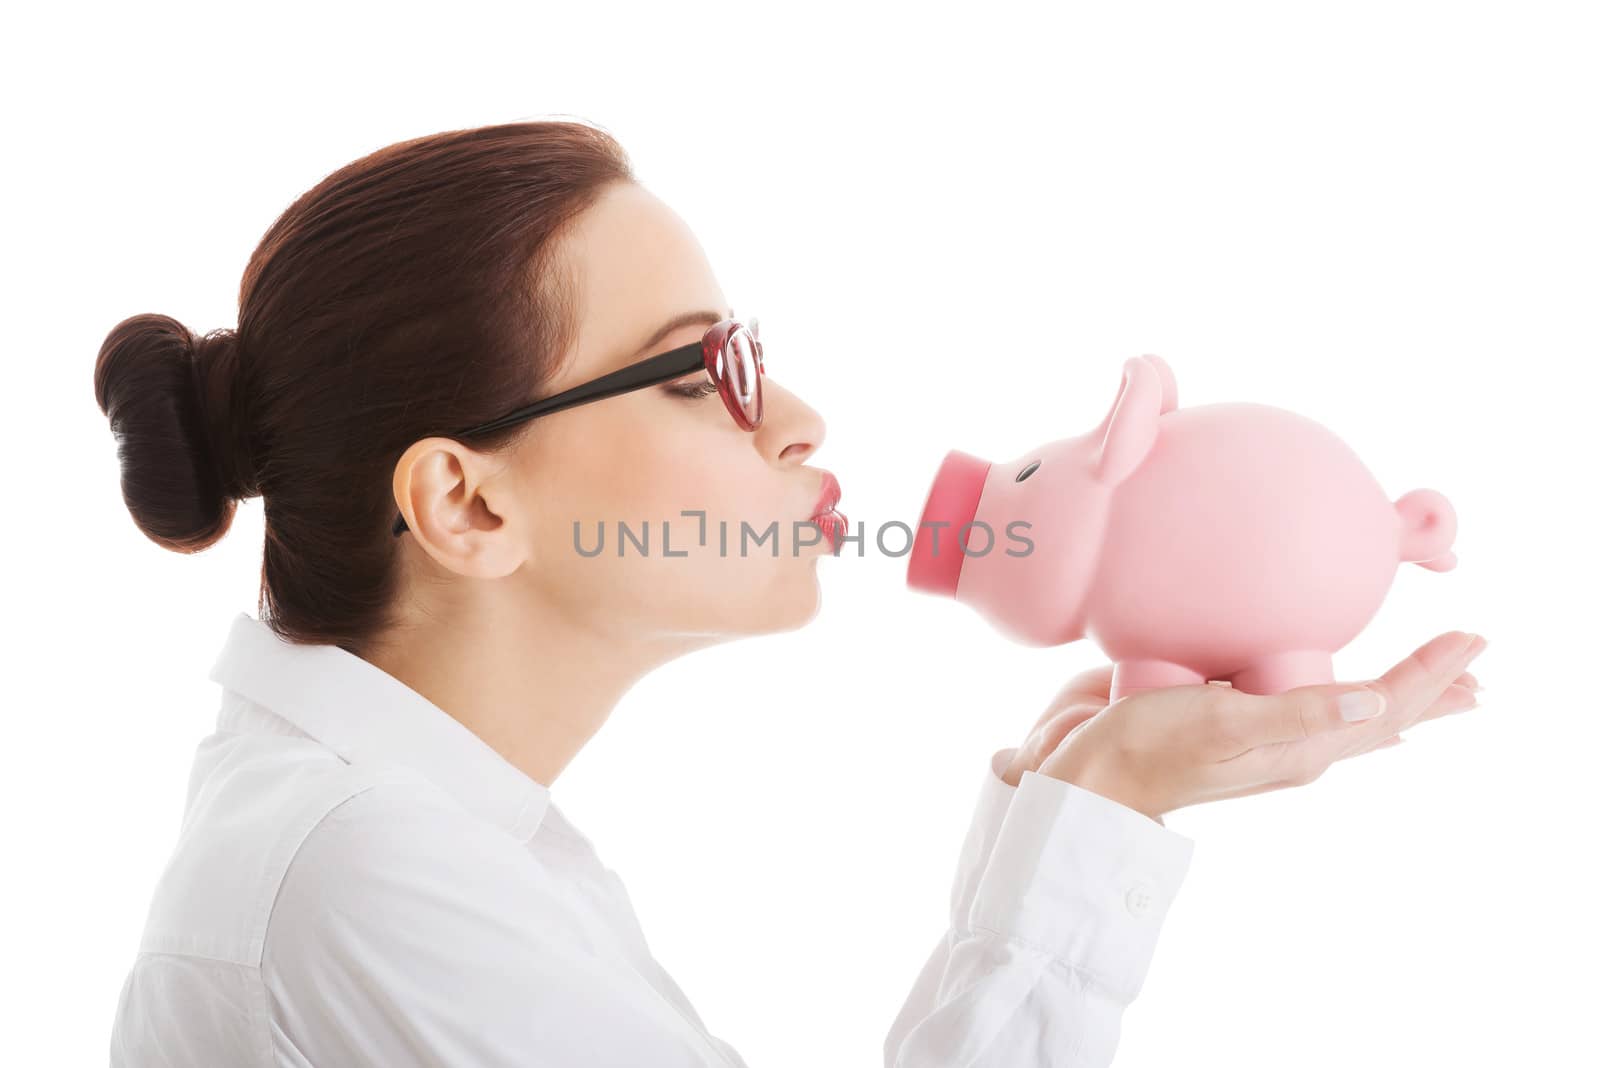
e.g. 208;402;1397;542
92;120;634;653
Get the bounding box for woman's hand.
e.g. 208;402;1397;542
1001;664;1117;788
1016;631;1487;822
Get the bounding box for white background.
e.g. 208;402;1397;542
5;1;1597;1064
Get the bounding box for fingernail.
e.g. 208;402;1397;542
1340;689;1386;722
1463;634;1488;660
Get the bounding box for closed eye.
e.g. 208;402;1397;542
669;378;720;399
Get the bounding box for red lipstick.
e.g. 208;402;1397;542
809;470;847;552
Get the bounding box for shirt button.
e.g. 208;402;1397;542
1125;882;1154;917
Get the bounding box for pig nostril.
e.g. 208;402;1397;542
1017;460;1041;482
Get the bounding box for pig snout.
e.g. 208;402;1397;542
908;449;992;596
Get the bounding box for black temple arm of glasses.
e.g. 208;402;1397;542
453;341;705;438
390;340;706;536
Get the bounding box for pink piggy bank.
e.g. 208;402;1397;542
906;354;1459;700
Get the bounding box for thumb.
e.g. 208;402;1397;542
1238;682;1389;748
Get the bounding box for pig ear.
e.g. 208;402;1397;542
1087;354;1178;443
1093;357;1164;487
1138;353;1179;413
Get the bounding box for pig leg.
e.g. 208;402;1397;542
1227;650;1336;696
1111;659;1206;702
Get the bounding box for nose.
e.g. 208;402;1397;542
757;378;827;465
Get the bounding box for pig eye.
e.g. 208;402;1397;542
1016;460;1041;482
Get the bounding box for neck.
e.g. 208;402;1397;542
362;596;702;787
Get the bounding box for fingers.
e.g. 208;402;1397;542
1052;701;1104;741
1402;679;1480;724
1332;674;1479;761
1216;681;1389;754
1327;732;1406;762
1235;663;1483;789
1367;631;1488;734
1222;631;1487;754
1003;702;1103;786
1326;633;1486;757
1010;665;1117;787
1191;634;1488;805
1028;664;1115;733
1050;664;1115;706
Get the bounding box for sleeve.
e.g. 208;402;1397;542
882;747;1196;1068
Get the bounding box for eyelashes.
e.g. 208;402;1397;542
670;379;720;399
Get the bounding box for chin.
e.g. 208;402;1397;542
680;556;828;638
747;565;824;635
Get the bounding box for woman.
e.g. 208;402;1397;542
93;120;1486;1067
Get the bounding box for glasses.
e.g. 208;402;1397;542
392;314;764;536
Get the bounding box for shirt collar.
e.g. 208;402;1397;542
207;611;551;843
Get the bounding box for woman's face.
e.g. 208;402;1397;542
500;180;836;641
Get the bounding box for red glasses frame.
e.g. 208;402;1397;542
391;316;764;536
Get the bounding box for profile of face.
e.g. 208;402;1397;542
393;181;836;647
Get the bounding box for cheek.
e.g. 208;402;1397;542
518;414;816;633
533;421;779;552
588;422;775;532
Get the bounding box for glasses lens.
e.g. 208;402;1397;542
720;325;763;428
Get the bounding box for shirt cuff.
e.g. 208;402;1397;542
947;747;1023;928
966;768;1196;1004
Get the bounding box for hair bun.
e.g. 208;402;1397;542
191;328;260;502
93;313;260;552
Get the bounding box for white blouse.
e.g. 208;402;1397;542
109;612;1195;1067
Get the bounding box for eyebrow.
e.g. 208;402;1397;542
629;307;732;361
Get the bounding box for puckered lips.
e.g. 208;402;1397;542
808;470;847;552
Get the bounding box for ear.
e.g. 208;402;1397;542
392;437;525;578
1137;353;1179;413
1086;354;1178;442
1092;356;1166;487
